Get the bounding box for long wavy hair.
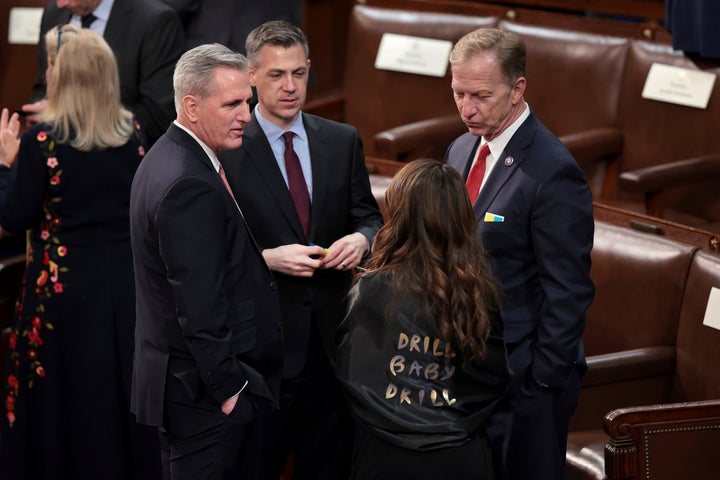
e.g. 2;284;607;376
43;25;134;151
364;159;501;363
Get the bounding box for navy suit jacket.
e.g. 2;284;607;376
445;113;594;388
666;0;720;59
32;0;185;145
129;123;283;426
220;113;383;378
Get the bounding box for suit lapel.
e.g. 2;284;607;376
303;114;329;240
243;117;307;240
474;115;535;218
168;123;276;279
102;0;129;48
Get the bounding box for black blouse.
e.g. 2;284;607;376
335;271;511;451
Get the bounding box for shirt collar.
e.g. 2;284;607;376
484;102;530;159
173;120;221;172
92;0;113;23
254;105;307;143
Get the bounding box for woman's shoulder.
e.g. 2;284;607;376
352;271;395;299
20;123;54;143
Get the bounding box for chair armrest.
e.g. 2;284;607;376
583;346;676;387
618;154;720;218
373;114;466;162
364;156;406;177
603;399;720;480
559;127;623;165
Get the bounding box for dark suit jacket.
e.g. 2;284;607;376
220;113;383;378
129;123;283;426
161;0;302;53
445;113;594;389
666;0;720;59
33;0;185;145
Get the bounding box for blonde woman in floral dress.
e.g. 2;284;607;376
0;25;159;479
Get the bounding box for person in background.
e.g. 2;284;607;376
220;20;383;480
129;43;283;479
0;25;160;479
666;0;720;61
444;28;595;480
21;0;185;146
161;0;302;53
335;158;510;479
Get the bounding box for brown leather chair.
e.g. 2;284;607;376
343;5;499;160
566;242;720;480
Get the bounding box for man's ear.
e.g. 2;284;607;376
248;66;257;87
182;94;199;123
511;77;527;105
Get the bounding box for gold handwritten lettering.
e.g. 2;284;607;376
425;363;439;380
385;383;397;399
389;355;405;376
430;388;444;406
409;334;421;352
432;338;443;356
443;389;457;405
408;360;422;377
397;332;409;350
441;364;455;380
400;388;412;404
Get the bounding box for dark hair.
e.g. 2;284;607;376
245;20;309;66
365;159;501;363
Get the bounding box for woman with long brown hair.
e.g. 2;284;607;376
335;159;510;479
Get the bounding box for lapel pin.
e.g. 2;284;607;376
504;156;514;167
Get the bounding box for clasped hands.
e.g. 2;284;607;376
262;232;368;277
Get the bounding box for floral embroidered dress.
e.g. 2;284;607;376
0;123;159;479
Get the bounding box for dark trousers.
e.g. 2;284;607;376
258;333;354;480
487;340;582;480
160;374;261;480
351;428;495;480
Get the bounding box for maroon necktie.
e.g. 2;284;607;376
466;143;490;204
282;132;311;237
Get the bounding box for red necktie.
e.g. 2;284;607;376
466;143;490;204
218;164;236;201
282;132;311;237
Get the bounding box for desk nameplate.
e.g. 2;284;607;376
703;286;720;331
642;63;716;109
8;8;43;45
375;33;452;78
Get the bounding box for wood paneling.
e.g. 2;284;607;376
0;0;45;111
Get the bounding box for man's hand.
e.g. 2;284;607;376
0;108;21;167
19;99;48;128
221;392;239;416
262;243;326;277
322;232;368;271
